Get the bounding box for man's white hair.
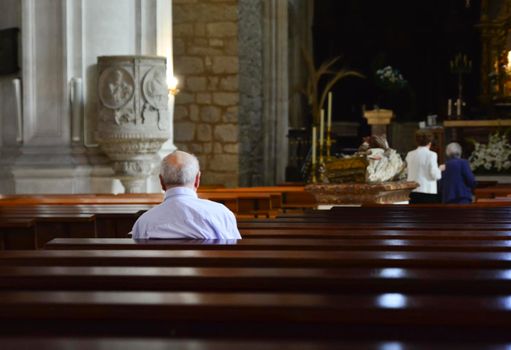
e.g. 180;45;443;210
160;151;200;187
445;142;462;158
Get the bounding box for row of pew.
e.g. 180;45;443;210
1;195;511;347
0;187;315;248
2;182;511;250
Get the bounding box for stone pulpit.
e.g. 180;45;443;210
96;56;170;193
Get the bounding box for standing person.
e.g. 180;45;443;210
131;151;241;239
405;132;443;204
440;142;476;204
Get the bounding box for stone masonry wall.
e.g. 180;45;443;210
173;0;240;187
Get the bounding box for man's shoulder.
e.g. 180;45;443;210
190;197;234;216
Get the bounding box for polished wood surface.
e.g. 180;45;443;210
1;191;511;341
0;249;511;268
0;291;509;338
44;237;511;252
0;265;509;294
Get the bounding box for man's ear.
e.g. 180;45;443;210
159;175;166;192
193;172;201;191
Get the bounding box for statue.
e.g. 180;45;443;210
356;135;405;183
322;135;405;184
306;134;416;204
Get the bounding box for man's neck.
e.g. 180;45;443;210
165;184;196;192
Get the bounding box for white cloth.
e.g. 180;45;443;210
405;146;442;194
366;148;404;183
131;187;241;240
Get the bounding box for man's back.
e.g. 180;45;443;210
132;187;241;240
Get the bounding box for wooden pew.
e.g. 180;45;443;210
44;237;511;252
0;290;509;339
3;338;477;350
1;265;511;294
0;193;276;218
475;185;511;199
0;250;511;268
240;228;511;239
0;212;96;248
237;220;511;231
0;204;150;239
0;193;163;205
199;186;316;212
0;219;36;249
3;202;511;248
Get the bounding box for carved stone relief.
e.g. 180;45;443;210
96;56;171;193
142;66;169;130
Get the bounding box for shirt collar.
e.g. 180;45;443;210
164;187;198;201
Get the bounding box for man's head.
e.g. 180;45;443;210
159;151;201;191
415;132;433;147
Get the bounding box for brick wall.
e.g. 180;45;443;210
173;0;240;187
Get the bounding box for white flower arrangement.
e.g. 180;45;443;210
375;66;407;90
468;131;511;173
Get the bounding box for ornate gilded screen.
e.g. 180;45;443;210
479;0;511;104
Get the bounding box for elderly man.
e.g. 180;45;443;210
131;151;241;239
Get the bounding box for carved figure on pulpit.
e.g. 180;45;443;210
98;67;135;110
142;67;169;130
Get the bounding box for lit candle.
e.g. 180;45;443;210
327;92;332;132
456;98;462;116
319;109;325;149
311;126;317;165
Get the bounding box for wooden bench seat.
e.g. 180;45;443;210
0;250;510;268
2;265;511;294
237;220;511;231
44;237;511;252
240;228;511;239
3;338;481;350
475;185;511;199
0;290;509;339
0;219;36;249
0;193;277;218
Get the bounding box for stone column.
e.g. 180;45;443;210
172;0;240;187
363;108;394;137
262;0;289;185
96;56;170;193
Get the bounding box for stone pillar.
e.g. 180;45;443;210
262;0;289;185
173;0;240;187
363;108;394;137
96;56;170;193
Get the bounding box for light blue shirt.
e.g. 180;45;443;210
131;187;241;239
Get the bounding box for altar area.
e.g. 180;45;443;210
443;119;511;183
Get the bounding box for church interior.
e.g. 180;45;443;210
2;0;511;348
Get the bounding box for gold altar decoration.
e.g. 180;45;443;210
479;0;511;105
322;156;368;183
305;181;418;205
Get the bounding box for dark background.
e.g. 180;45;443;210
312;0;482;132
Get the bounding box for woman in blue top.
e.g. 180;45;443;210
440;142;477;204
